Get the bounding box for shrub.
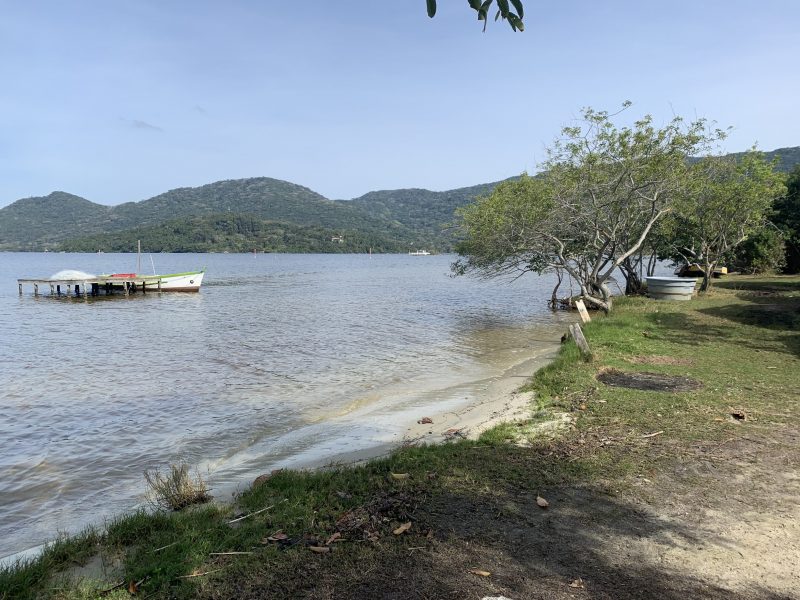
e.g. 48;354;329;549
144;463;210;511
729;228;786;274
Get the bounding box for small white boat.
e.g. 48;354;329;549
409;250;431;256
106;270;205;292
103;242;205;292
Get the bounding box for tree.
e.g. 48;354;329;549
773;165;800;273
426;0;525;32
728;226;786;274
669;151;786;291
453;105;724;312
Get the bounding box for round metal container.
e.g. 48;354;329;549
645;277;698;301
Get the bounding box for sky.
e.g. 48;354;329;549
1;0;799;207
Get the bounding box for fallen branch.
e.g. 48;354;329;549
152;541;178;553
209;552;254;556
177;568;224;579
227;499;287;524
641;431;664;438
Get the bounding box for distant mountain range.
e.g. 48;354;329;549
1;146;798;253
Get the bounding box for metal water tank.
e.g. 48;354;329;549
645;277;698;301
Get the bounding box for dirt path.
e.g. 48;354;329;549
289;425;798;600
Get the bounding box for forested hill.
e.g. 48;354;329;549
0;178;418;251
344;180;508;241
1;146;798;252
60;213;406;254
733;146;800;173
0;192;113;250
0;176;502;252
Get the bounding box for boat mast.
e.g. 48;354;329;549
137;240;142;274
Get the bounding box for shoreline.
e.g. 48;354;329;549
1;337;563;566
209;338;562;495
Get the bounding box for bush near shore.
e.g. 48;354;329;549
1;275;798;600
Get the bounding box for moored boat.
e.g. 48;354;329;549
675;263;727;278
107;270;205;292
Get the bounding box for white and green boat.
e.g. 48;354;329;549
106;241;205;292
104;270;205;292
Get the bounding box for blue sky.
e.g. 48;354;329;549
1;0;798;207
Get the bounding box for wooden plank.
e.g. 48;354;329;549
574;299;591;324
569;323;593;360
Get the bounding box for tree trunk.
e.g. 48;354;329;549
550;269;564;309
621;264;644;295
699;262;716;293
581;281;613;313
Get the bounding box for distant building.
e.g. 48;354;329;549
331;235;344;243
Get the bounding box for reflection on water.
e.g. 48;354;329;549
0;252;569;557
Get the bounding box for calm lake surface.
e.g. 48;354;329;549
0;252;571;558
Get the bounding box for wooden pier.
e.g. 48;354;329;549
17;275;165;298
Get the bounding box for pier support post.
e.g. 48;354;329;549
50;284;55;295
33;283;38;296
18;283;22;296
57;285;61;295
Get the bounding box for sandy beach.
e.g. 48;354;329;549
398;344;561;444
237;340;564;481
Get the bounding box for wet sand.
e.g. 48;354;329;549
240;341;563;477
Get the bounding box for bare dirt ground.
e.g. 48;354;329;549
217;420;798;600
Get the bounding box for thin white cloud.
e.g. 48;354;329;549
121;118;164;132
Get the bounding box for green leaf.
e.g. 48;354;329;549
495;9;501;21
468;0;482;10
426;0;436;18
508;12;524;31
510;0;524;18
497;0;510;16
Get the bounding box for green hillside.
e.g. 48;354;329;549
748;146;800;172
59;213;405;254
0;192;113;250
0;178;415;251
1;146;798;252
344;180;506;249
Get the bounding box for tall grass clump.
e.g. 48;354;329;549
144;463;210;511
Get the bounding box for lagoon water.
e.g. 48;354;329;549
0;252;571;558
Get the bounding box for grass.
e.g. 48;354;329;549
1;274;798;599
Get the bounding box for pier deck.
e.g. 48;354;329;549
17;275;165;298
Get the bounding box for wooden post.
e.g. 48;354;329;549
157;279;161;292
33;283;38;296
57;285;61;295
50;284;55;295
574;299;591;324
124;282;129;296
82;282;88;299
569;323;593;360
18;283;22;296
